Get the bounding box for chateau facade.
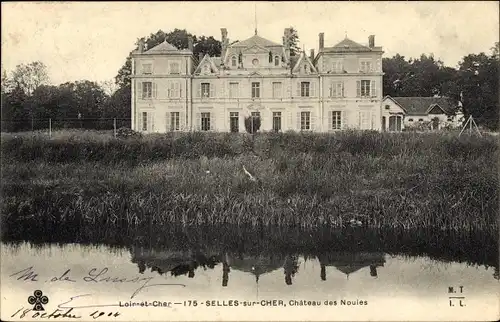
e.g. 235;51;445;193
130;28;384;133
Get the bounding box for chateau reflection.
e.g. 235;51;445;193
130;246;219;278
129;246;387;286
318;252;386;280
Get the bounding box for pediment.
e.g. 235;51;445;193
242;45;268;54
247;103;264;110
248;71;263;77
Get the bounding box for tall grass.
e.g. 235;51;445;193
1;130;498;239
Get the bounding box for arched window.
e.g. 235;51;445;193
408;118;414;122
231;56;237;67
274;56;280;66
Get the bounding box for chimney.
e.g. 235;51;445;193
319;33;324;50
369;35;375;48
137;39;145;53
188;37;194;52
310;49;315;61
221;28;228;59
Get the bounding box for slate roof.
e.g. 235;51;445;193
141;41;192;55
230;34;283;48
322;37;383;53
290;55;300;70
389;96;458;115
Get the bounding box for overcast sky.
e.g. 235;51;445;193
2;1;498;86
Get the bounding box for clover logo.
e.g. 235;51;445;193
28;290;49;311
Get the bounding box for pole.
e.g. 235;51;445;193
114;118;117;138
49;118;52;139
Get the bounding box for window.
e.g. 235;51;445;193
360;61;372;73
229;82;239;98
330;81;344;98
251;111;261;119
142;112;148;131
230;112;239;132
419;118;424;122
332;111;342;130
142;82;152;99
201;112;211;131
167;81;180;98
385;105;390;110
301;82;310;97
360;111;371;129
251;82;260;98
170;112;180;131
408;118;414;122
304;64;309;73
273;112;282;132
272;82;282;98
360;80;371;97
201;83;210;98
142;63;152;74
274;56;280;66
389;116;402;131
169;62;180;74
331;60;343;73
231;56;237;67
300;111;311;130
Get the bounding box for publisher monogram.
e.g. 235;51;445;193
28;290;49;311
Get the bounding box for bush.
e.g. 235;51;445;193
244;116;261;134
116;127;142;139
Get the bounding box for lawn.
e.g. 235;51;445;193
1;130;498;241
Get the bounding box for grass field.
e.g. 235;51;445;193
1;130;498;241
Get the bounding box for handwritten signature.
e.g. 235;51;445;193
9;266;186;299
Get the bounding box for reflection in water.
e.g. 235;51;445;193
128;246;393;286
3;225;499;282
131;247;219;278
318;252;385;280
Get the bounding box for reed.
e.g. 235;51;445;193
1;130;498;239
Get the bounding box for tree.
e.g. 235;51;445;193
244;116;261;134
194;35;222;58
10;61;50;96
288;27;300;56
382;54;460;98
456;50;498;130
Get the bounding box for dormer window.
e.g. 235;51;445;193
231;56;237;67
274;56;280;66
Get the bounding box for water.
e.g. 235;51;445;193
1;228;499;321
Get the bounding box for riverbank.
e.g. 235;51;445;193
1;130;498;238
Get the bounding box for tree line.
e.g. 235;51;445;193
1;27;498;132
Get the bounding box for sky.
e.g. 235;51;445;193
2;1;498;86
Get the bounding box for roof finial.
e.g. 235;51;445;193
345;31;348;39
254;3;258;35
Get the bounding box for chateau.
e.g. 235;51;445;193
130;28;384;133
